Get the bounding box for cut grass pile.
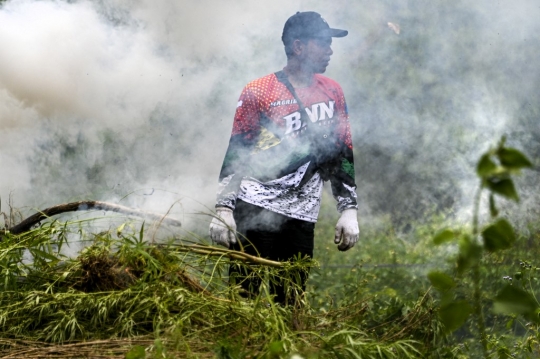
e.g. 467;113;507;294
0;217;442;358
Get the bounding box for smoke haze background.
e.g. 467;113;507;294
0;0;538;233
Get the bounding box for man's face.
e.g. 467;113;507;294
301;36;333;74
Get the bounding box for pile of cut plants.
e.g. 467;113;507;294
0;203;440;359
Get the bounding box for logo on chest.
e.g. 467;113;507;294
283;101;335;135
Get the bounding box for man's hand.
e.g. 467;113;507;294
334;209;359;251
209;207;237;248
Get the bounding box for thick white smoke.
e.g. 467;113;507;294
0;0;349;228
0;0;538;231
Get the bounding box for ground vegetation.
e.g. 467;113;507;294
1;177;539;358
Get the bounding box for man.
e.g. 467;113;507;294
209;11;359;303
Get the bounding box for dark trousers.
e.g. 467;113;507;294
229;199;315;304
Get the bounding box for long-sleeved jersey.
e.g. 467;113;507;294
215;72;357;223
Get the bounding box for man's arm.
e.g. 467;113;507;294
215;86;261;209
215;133;257;209
328;144;358;213
328;88;358;213
327;88;359;251
210;85;260;248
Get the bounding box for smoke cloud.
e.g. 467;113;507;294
0;0;538;232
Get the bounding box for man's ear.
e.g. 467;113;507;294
291;39;305;57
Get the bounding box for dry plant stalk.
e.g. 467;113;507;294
0;338;153;359
171;243;285;268
4;200;182;235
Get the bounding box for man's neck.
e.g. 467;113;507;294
283;62;314;88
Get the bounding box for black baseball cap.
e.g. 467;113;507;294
282;11;348;45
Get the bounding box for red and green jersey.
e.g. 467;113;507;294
216;72;357;222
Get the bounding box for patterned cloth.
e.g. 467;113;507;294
216;72;357;223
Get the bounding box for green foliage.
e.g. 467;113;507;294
493;285;539;319
433;229;457;245
456;234;482;274
439;301;473;333
428;137;533;358
428;271;455;292
2;197;540;357
482;219;516;253
477;136;532;203
125;345;146;359
496;147;533;169
0;216;442;358
0;137;536;357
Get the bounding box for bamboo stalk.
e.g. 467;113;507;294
170;243;285;267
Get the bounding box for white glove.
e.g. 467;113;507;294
209;207;237;248
334;209;359;251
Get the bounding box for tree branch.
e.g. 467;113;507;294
5;201;181;235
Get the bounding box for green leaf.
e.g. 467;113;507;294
493;285;538;317
496;147;533;169
433;229;456;245
505;318;515;330
440;291;454;307
482;218;516;252
439;301;472;333
125;345;146;359
428;271;456;292
30;248;59;262
457;235;483;274
138;222;145;244
268;341;285;355
117;223;126;237
486;177;519;202
497;347;512;359
489;194;499;218
477;154;498;178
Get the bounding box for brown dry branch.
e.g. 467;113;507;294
0;337;219;359
0;338;153;359
170;243;285;268
1;200;284;268
4;201;182;235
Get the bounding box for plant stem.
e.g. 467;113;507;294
171;244;286;267
473;263;488;358
472;185;482;237
472;184;488;358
